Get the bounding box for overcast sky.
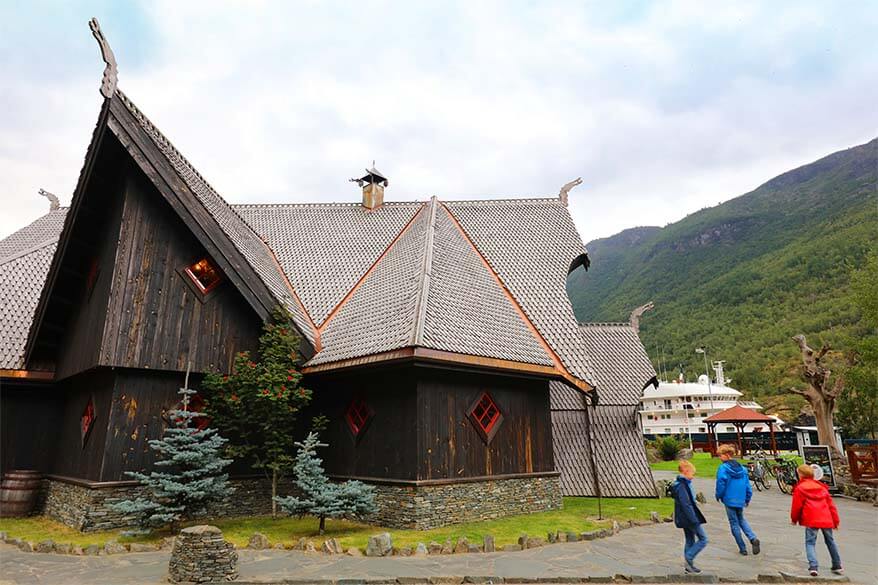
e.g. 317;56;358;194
1;1;876;242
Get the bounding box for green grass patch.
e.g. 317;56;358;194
0;496;671;551
650;451;803;478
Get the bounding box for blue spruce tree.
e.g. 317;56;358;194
275;432;375;534
112;367;233;532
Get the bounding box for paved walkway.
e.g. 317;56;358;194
1;472;875;584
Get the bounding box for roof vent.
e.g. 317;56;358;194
350;163;389;210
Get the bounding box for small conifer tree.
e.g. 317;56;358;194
111;367;232;532
275;432;376;534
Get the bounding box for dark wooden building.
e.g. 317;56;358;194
0;38;653;530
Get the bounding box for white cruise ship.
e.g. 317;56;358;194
638;362;783;438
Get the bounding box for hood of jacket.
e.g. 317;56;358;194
722;459;746;478
797;478;831;501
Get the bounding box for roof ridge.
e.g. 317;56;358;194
411;197;438;346
440;201;590;391
579;322;632;327
232;201;424;209
0;239;59;266
317;201;429;331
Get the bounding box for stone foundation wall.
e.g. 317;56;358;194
37;473;561;532
366;474;562;529
38;476;295;532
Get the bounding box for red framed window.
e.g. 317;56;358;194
468;392;504;443
184;257;223;294
344;398;373;439
170;393;211;431
80;397;95;447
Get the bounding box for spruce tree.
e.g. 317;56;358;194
112;367;232;532
275;432;376;534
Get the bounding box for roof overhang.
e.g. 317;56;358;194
302;346;593;391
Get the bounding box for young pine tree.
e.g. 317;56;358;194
111;368;232;532
275;432;376;534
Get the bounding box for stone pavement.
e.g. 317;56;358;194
1;472;875;584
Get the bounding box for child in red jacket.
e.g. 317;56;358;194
790;464;843;577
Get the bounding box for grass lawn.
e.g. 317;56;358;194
650;451;803;479
0;496;672;551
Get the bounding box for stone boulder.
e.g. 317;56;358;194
346;546;363;556
453;537;469;554
247;532;270;550
36;540;55;553
322;538;343;554
365;532;393;557
414;542;428;556
169;525;237;584
428;541;443;555
104;541;127;554
483;534;495;553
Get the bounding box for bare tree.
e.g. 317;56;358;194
790;334;845;457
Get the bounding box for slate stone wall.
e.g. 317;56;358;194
37;476;295;532
37;473;560;531
367;474;562;529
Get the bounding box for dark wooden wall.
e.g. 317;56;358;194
50;369;116;481
308;366;418;481
100;169;261;375
415;366;554;480
0;380;63;475
32;135;128;378
99;369;193;481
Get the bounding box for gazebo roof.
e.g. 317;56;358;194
704;404;775;423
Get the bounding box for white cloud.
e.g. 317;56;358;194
1;1;876;244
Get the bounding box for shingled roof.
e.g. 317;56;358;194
2;89;596;390
0;210;67;369
549;322;658;497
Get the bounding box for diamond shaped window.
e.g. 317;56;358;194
468;392;504;443
344;398;373;439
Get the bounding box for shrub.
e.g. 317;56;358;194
654;435;685;461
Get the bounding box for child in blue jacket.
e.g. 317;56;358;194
670;459;708;574
715;444;760;555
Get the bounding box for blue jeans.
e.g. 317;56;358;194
683;524;708;563
724;506;757;551
805;527;842;570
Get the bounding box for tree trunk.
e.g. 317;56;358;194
271;468;277;519
813;396;839;455
791;335;845;458
319;515;326;535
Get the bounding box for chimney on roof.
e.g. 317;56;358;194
350;163;389;210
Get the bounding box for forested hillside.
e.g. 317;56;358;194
567;139;878;420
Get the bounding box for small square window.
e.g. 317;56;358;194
81;397;95;447
344;398;373;439
468;392;504;443
184;257;223;294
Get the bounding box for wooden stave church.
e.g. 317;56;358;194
0;36;657;531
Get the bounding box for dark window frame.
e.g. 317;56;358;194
467;392;504;444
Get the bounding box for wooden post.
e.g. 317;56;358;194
769;422;777;454
708;423;716;456
735;424;743;456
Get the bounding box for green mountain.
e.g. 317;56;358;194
567;138;878;418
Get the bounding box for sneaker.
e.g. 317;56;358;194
739;549;749;556
685;560;702;574
831;567;845;575
809;568;819;577
751;538;760;555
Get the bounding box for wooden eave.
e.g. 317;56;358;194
302;346;593;392
0;369;55;381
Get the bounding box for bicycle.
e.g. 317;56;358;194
747;459;770;491
770;457;800;494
